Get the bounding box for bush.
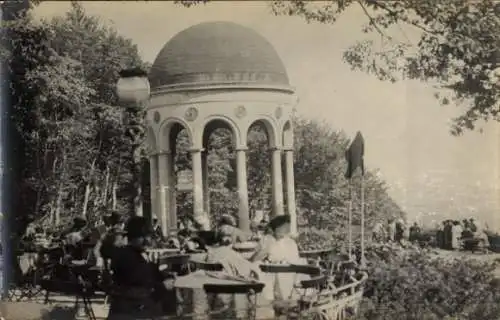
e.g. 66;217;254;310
359;243;500;320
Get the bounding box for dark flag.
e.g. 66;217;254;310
345;131;365;179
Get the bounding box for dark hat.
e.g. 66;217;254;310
109;211;123;225
219;214;236;227
125;216;152;239
73;217;87;228
268;214;291;231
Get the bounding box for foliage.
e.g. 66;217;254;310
176;0;500;135
2;2;147;236
359;243;500;320
268;0;500;135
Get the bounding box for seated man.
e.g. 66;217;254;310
107;216;176;319
64;217;88;261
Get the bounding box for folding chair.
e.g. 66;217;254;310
203;282;265;320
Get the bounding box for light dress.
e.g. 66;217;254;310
260;235;308;301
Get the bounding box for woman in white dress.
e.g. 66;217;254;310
250;215;305;302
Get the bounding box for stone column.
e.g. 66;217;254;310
284;148;297;235
271;147;284;217
191;148;204;220
202;152;210;215
149;154;159;223
236;148;250;232
168;153;177;234
157;151;171;236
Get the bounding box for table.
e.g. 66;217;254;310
175;271;266;320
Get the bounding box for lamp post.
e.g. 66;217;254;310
115;68;151;217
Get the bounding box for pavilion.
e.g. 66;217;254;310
145;21;298;236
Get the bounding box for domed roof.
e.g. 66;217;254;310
149;21;290;90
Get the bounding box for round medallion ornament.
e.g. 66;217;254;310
235;105;247;118
153;111;161;123
184;107;198;122
275;106;283;119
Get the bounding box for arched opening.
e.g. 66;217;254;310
154;119;193;232
246;119;276;222
200;118;238;226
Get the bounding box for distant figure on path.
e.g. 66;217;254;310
395;219;405;244
451;220;463;250
409;222;421;243
387;219;396;242
372;221;385;242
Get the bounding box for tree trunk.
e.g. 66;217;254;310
82;183;91;219
112;181;117;210
103;166;110;207
82;159;96;218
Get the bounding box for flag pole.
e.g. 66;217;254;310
348;179;353;259
360;173;366;268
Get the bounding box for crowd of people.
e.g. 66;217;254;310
436;218;490;250
371;218;418;244
370;217;491;250
20;208;304;319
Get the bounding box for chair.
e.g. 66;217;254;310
192;260;224;272
157;254;192;276
203;282;265;320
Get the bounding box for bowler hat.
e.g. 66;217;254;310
268;214;291;231
125;216;152;239
109;211;123;225
73;217;87;229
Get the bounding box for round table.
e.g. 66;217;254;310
174;271;266;320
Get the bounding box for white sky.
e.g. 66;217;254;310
33;1;500;229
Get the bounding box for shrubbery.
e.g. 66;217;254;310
360;243;500;320
297;228;500;320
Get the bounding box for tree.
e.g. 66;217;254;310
1;2;148;281
269;0;500;135
177;0;500;135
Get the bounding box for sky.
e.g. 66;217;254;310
33;1;500;229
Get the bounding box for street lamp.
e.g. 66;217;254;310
116;68;151;105
115;68;151;217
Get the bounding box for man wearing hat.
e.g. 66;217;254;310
95;211;126;270
108;216;175;319
64;217;88;260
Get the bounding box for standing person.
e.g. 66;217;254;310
151;217;164;245
451;220;463;250
469;218;478;233
95;211;126;269
387;219;396;242
253;199;267;226
372;221;385;242
409;222;421;243
395;219;406;244
107;216;176;319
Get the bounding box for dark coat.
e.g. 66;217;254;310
108;245;166;318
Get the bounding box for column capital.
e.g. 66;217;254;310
235;147;249;152
188;147;205;153
283;147;294;152
269;146;283;152
157;150;172;156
